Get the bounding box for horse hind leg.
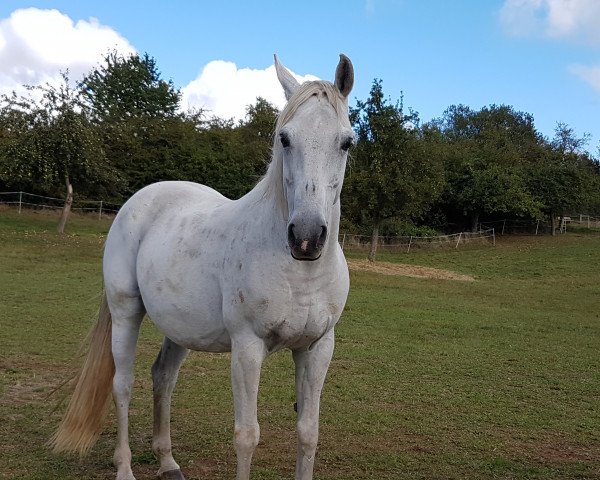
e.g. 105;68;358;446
151;337;189;480
110;295;145;480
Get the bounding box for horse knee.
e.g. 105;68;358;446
234;423;260;455
297;420;318;454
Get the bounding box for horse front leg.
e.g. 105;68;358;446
292;329;335;480
230;336;267;480
151;337;189;479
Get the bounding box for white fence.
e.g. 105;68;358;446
0;191;121;218
565;214;600;229
339;228;496;252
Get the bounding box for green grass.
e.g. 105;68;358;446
1;207;600;479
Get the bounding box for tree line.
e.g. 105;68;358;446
0;52;598;245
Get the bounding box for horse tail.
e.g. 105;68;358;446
50;291;115;455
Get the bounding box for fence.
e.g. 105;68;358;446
479;219;548;235
565;214;600;229
0;191;121;218
339;228;496;253
480;214;600;235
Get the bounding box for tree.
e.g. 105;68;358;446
232;97;279;193
80;51;180;122
177;98;278;200
527;123;599;234
434;104;542;231
79;52;183;195
343;80;443;261
0;72;121;232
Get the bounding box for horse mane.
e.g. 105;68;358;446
254;80;349;216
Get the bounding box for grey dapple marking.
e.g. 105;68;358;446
52;54;354;480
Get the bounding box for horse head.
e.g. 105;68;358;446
274;54;354;261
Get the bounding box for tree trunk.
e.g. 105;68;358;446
368;220;381;263
470;211;480;232
57;176;73;234
550;211;557;236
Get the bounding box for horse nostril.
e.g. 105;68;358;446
318;225;327;247
287;224;296;245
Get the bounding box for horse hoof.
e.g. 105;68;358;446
159;469;186;480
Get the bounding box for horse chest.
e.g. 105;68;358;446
234;279;343;351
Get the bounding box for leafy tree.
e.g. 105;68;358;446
80;51;180;122
79;52;182;195
343;80;443;261
176;98;278;200
527;123;599;234
434;104;543;231
232;97;278;193
0;73;121;232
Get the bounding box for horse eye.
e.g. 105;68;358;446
280;132;290;148
340;137;354;151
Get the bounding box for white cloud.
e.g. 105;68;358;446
0;8;135;96
180;60;319;121
0;8;318;121
500;1;600;93
570;63;600;91
500;0;600;45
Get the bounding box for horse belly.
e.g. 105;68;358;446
137;243;231;352
142;285;231;352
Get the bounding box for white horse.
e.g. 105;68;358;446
51;54;354;480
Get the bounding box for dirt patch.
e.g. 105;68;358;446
347;259;475;281
494;428;600;465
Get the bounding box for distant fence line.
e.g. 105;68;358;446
479;218;545;235
338;229;496;252
480;215;600;235
0;191;121;218
2;191;597;249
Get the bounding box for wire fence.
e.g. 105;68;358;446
2;190;597;247
479;219;547;235
565;214;600;229
339;228;496;253
480;215;600;235
0;191;121;218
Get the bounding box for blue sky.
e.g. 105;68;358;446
0;1;599;151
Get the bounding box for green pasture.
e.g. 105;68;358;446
1;208;599;479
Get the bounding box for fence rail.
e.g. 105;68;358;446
0;191;121;218
339;229;496;252
480;214;600;235
566;214;600;229
3;191;597;247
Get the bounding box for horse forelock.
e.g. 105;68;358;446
255;81;349;215
275;80;349;132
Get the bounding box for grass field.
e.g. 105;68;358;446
1;208;599;479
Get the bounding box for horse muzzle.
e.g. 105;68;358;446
287;218;328;261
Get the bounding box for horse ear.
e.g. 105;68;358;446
274;54;300;100
334;54;354;99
